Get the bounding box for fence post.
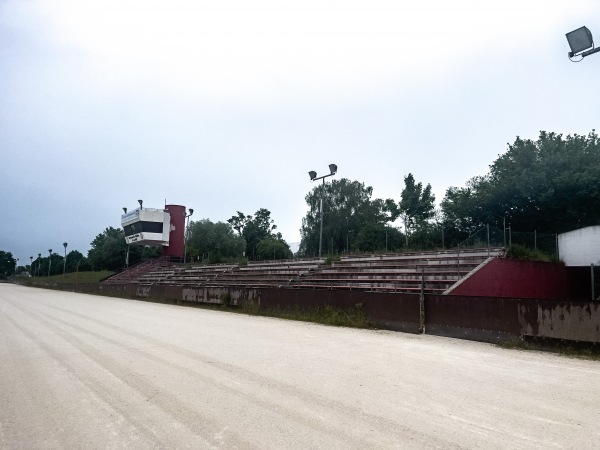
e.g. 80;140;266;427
592;263;595;301
420;268;425;334
487;223;490;257
457;245;460;280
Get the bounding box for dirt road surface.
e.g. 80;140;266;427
1;284;598;449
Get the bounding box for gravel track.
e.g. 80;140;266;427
1;284;599;449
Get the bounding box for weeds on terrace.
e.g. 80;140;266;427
239;301;372;329
324;255;341;266
505;244;559;263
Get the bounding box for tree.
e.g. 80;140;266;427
256;238;293;260
65;250;92;273
442;130;600;234
187;219;246;262
299;178;398;256
228;208;287;259
0;251;16;279
88;227;130;271
398;173;436;244
353;224;404;253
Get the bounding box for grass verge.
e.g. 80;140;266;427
237;301;373;329
16;271;115;286
497;336;600;360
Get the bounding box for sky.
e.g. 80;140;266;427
1;0;598;265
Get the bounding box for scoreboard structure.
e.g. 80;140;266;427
121;204;187;259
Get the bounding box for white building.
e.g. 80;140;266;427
558;226;600;266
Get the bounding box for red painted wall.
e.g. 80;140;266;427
449;258;584;299
162;205;186;259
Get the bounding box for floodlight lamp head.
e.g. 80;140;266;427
189;208;194;216
123;207;127;214
309;171;317;181
63;242;67;248
566;26;594;57
329;164;337;175
49;249;52;254
138;199;143;208
38;253;41;258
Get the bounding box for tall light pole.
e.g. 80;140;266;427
184;208;194;264
47;249;52;277
37;253;41;277
62;242;68;278
123;207;129;269
30;256;33;276
308;164;338;257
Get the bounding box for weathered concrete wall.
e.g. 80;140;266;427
259;288;421;333
34;282;600;344
449;259;589;300
425;295;521;342
518;299;600;342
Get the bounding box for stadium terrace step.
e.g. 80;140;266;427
102;248;504;293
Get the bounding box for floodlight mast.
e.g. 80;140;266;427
308;164;338;257
566;26;599;60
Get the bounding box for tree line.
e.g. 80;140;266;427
6;130;598;274
299;130;600;255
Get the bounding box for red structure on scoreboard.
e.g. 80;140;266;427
121;204;188;259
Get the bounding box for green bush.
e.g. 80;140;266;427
505;244;558;262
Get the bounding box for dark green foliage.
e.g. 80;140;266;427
187;219;246;261
442;131;600;234
353;223;404;252
0;250;17;278
256;238;293;260
299;178;399;255
33;252;67;277
228;208;291;260
87;227;132;271
399;173;436;243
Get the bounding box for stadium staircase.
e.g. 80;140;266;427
103;257;172;285
103;248;504;294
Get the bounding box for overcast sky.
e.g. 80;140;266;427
1;0;598;265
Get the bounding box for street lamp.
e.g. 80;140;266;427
30;256;33;276
47;249;52;277
566;26;599;60
63;242;68;277
138;199;143;209
308;163;338;257
184;208;194;263
15;258;19;277
37;253;41;277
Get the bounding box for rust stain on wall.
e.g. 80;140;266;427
533;303;600;343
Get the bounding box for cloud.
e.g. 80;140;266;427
7;0;593;104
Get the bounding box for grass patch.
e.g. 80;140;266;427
324;255;341;266
497;336;600;360
238;301;372;329
17;271;115;286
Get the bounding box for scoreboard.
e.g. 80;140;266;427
121;207;171;246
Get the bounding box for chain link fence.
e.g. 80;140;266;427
456;226;558;257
